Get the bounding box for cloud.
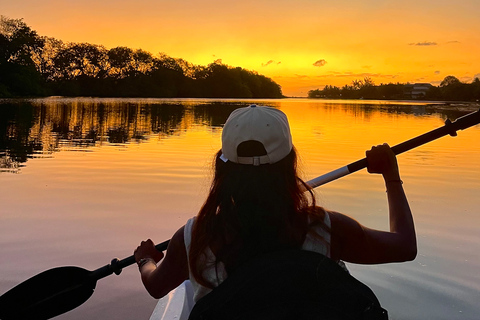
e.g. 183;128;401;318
446;40;460;44
262;60;281;67
313;59;327;67
475;73;480;80
434;70;441;75
262;60;274;67
409;41;438;46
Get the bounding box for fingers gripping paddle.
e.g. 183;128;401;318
0;109;479;320
0;240;169;320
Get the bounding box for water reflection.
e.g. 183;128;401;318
0;98;476;173
318;101;473;121
0;98;479;320
0;99;248;173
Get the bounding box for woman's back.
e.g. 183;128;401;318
184;210;332;302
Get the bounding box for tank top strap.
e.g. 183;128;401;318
184;216;196;253
302;210;331;257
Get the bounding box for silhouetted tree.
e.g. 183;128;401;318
0;16;46;96
108;46;135;79
307;89;321;98
310;76;480;102
378;83;404;99
131;49;153;76
438;75;469;101
311;85;341;99
472;77;480;101
341;84;358;99
358;77;378;99
0;16;283;98
52;43;109;80
440;75;461;87
34;37;63;81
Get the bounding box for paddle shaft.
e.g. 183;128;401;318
306;109;480;189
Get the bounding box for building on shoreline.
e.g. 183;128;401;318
404;83;433;99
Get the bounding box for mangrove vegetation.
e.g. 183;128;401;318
308;76;480;102
0;16;283;98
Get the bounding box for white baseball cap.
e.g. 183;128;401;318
221;105;293;165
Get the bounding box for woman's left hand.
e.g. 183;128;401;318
134;239;164;263
366;143;400;182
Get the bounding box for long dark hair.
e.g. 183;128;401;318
189;146;325;288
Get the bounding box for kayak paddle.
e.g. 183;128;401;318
0;240;170;320
0;109;478;319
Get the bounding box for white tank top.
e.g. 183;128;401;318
184;213;332;303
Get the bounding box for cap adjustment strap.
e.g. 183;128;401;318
236;155;271;166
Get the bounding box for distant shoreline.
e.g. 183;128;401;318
2;96;479;112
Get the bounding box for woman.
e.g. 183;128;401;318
134;105;417;303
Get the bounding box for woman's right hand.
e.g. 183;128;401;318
366;143;400;182
134;239;164;264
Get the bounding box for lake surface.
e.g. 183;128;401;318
1;97;479;320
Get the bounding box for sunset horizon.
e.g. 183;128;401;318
2;2;480;319
2;0;479;97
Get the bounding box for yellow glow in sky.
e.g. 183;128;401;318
2;0;480;96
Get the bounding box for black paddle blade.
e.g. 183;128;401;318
0;266;96;320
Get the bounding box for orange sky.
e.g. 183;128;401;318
2;0;479;96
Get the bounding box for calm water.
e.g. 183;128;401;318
1;98;479;320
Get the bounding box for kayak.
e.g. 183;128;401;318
149;280;194;320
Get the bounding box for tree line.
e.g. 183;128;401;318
308;76;480;102
0;16;283;98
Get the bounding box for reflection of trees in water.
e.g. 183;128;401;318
149;104;186;136
30;101;188;147
0;101;187;171
0;103;36;172
193;103;244;127
3;99;470;172
0;100;249;172
0;153;22;173
319;102;475;122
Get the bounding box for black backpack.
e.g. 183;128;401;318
188;250;388;320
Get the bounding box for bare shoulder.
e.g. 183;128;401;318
328;210;363;230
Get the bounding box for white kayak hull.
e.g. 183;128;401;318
149;280;194;320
